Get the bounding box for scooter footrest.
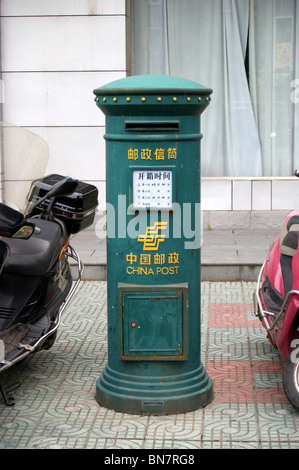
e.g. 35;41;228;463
0;323;30;355
21;320;50;345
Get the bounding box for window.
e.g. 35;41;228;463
130;0;299;177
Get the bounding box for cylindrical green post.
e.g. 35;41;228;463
93;75;213;414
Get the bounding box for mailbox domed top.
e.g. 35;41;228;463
93;75;212;96
94;75;212;116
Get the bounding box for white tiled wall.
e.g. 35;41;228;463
202;177;299;212
202;177;299;229
1;0;127;208
251;180;272;210
1;0;126;16
232;180;251;210
2;16;126;72
200;179;231;210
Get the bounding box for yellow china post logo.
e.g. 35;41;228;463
137;222;167;251
126;221;179;276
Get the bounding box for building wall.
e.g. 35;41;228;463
0;1;297;226
1;0;127;208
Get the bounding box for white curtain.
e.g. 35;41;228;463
130;0;169;75
130;0;262;176
130;0;299;177
249;0;299;176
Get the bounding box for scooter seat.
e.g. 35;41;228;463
280;215;299;257
279;215;299;294
1;218;64;276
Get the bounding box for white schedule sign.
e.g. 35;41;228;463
133;170;172;208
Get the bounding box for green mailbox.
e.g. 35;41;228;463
93;75;213;414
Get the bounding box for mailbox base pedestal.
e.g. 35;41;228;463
96;364;213;415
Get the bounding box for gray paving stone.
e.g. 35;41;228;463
0;281;298;450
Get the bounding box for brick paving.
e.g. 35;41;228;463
0;280;298;449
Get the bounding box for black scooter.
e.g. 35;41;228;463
0;174;98;405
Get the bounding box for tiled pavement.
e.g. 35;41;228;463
1;280;299;449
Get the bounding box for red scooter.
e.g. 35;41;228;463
253;171;299;411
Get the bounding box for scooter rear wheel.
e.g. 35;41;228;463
283;350;299;411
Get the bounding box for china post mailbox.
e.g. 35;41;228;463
93;75;213;414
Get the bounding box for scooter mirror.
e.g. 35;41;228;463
46;178;79;199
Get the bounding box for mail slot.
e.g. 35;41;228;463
125;121;180;131
93;74;213;414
